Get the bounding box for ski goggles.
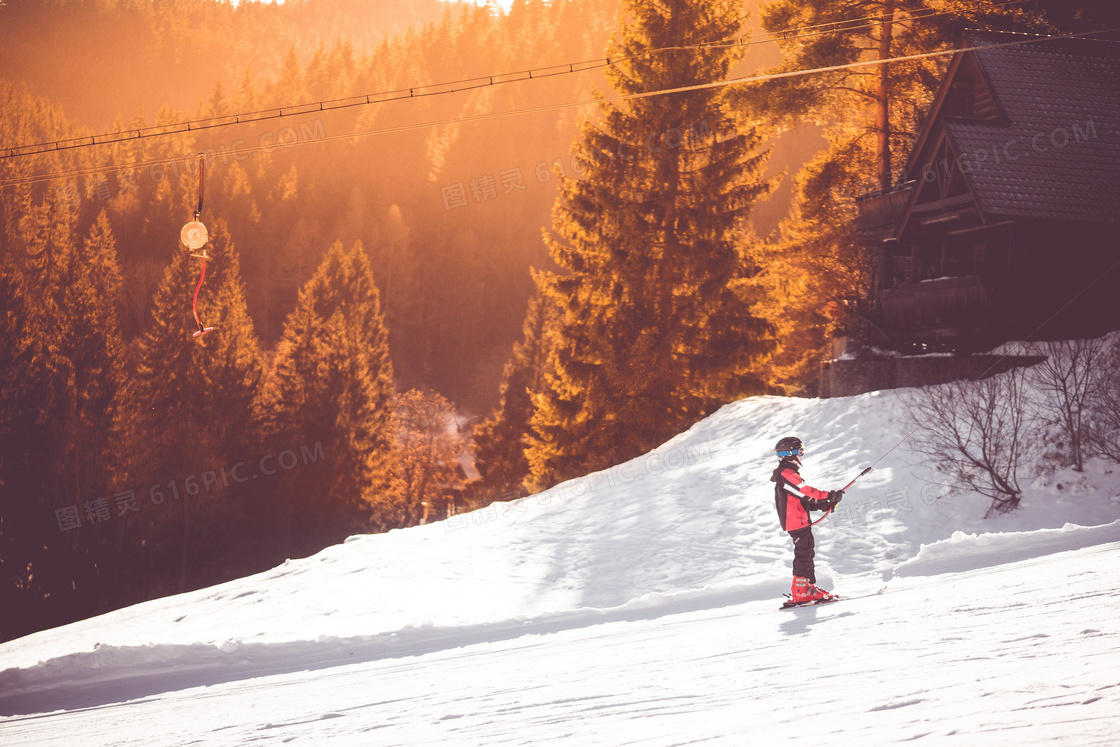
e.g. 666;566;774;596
776;448;804;457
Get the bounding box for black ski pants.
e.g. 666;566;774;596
788;527;815;583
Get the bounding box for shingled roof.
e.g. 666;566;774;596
923;31;1120;224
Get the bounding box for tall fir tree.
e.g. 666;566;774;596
49;211;125;509
45;210;128;602
471;286;557;499
526;0;776;489
115;219;264;593
0;207;128;639
0;255;58;641
258;241;397;554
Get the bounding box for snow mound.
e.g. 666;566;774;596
896;520;1120;577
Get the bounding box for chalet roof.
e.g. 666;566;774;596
935;32;1120;224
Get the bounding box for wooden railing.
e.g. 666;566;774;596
877;275;987;333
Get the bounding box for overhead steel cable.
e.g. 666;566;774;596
0;0;1030;162
1;25;1115;191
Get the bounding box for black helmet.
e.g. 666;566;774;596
775;436;803;458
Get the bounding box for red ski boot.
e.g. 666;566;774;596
791;576;834;604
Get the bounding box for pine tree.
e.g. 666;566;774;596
52;211;126;504
116;219;264;592
0;255;58;641
259;241;397;552
471;286;557;499
526;0;776;489
0;207;128;638
47;211;129;606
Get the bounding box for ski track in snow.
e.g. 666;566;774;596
2;371;1120;745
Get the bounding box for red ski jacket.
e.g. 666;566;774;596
771;460;832;532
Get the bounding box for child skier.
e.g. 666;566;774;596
771;436;844;603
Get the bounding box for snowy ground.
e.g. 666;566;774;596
2;376;1120;745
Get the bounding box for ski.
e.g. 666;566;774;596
779;586;886;610
781;597;839;610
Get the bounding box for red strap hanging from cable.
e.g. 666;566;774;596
191;254;212;338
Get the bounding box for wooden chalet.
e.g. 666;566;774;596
857;31;1120;354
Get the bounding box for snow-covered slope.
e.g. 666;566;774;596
6;538;1119;746
2;382;1120;744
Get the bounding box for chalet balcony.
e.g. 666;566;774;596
877;275;987;351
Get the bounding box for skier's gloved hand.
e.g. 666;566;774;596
828;490;844;508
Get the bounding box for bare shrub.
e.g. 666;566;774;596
1087;338;1120;463
903;365;1034;517
1028;338;1106;472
